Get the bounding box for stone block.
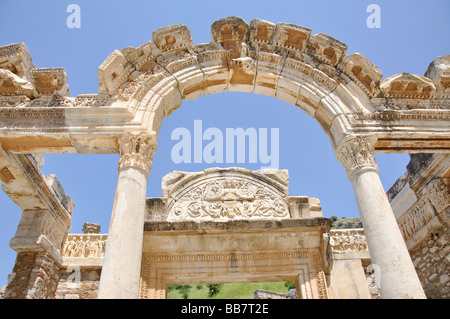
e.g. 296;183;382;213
254;51;285;96
381;72;436;99
161;168;290;221
152;24;193;53
45;174;74;215
338;53;382;97
308;33;347;66
0;69;34;98
227;56;256;92
272;23;311;54
424;55;450;98
211;16;249;44
0;42;35;81
98;49;131;96
249;19;276;52
32;68;69;96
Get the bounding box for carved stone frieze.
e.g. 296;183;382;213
398;178;449;241
169;179;289;220
62;234;107;258
163;168;290;221
329;229;368;254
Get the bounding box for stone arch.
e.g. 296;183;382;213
98;16;384;150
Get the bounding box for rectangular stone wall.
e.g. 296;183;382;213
409;226;449;299
4;252;61;299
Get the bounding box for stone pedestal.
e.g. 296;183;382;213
4;208;69;299
336;137;426;299
97;133;156;299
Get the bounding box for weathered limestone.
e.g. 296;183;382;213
336;137;426;299
4;251;62;299
0;17;448;154
97;132;156;299
0;148;73;299
141;168;330;299
0;16;449;299
424;55;450;99
55;224;104;299
387;153;450;298
327;229;372;299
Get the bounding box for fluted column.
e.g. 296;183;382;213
336;137;425;299
97;132;156;299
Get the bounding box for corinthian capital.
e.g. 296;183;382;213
336;136;378;178
118;132;157;176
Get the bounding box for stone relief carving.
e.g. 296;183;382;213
170;179;289;220
163;168;290;221
398;178;449;241
62;234;107;258
329;229;368;254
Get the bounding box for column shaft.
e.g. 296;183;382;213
97;133;156;299
351;169;426;298
97;166;148;298
337;137;426;299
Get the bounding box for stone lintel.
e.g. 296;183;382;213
61;257;104;269
144;218;331;233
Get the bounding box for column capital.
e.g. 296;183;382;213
118;132;157;177
335;136;378;178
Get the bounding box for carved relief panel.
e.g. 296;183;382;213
161;168;291;221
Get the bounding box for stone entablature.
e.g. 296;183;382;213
0;18;448;155
142;219;331;299
397;178;448;245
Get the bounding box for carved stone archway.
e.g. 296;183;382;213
0;16;449;299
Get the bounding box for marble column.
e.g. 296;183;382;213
97;132;156;299
336;137;426;299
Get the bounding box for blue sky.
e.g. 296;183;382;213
0;0;448;288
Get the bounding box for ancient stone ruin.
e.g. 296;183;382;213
0;16;448;299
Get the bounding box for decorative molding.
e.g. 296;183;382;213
61;234;107;258
140;249;327;299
